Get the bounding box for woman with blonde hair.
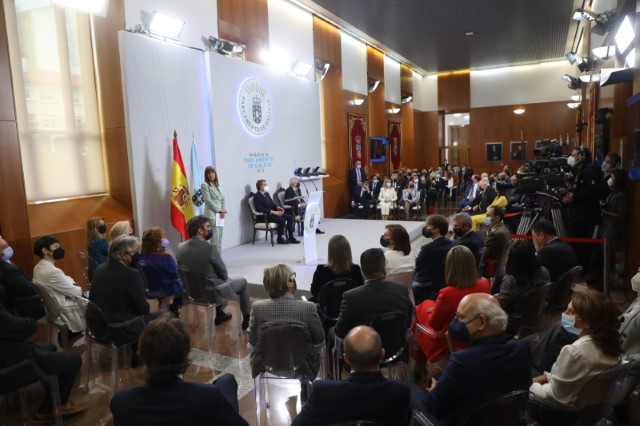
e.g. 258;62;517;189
414;245;490;374
86;216;108;278
201;166;227;253
378;178;397;220
110;220;133;241
310;235;363;302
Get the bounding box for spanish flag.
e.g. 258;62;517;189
170;131;194;240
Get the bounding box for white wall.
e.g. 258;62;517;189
413;74;438;112
384;55;401;104
123;0;217;50
341;32;368;96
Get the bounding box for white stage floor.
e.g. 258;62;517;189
223;218;429;292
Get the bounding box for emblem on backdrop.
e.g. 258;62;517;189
238;77;273;136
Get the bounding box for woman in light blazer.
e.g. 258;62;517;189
201;166;227;253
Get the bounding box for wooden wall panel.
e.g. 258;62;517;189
437;71;470;112
313;17;340;65
0;121;29;242
468;101;576;173
218;0;269;65
400;64;412;94
102;127;132;209
0;4;15;122
401;102;414;168
414;111;439;167
367;46;384;83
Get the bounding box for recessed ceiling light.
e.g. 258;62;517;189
465;31;474;36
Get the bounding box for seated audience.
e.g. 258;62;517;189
292;326;410;426
470;186;507;230
310;235;363;302
33;236;84;335
109;220;133;241
0;235;44;319
402;181;420;219
252;179;300;244
411;293;532;426
531;220;578;282
494;239;550;335
382;224;415;278
110;316;248;426
463;178;494;215
528;288;621;424
601;169;630;270
177;215;251;329
86;216;109;278
414;215;456;304
482;206;511;276
248;263;324;379
90;236;157;366
139;227;184;316
457;174;480;212
0;303;85;423
351;181;372;219
414;246;490;376
378;178;397;220
451;212;483;262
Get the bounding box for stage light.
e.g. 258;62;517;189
565;51;577;64
368;80;380;93
626;48;635;68
315;63;330;80
53;0;109;16
575;55;591;72
292;61;312;77
207;36;245;58
149;12;184;40
573;9;618;36
513;108;525;115
592;45;616;59
561;74;581;90
579;73;600;83
573;9;597;21
616;16;634;53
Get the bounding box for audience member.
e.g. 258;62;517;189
494;239;550;335
33;236;84;336
109;220;133;241
378;178;397;220
451;212;483;262
482;206;511;276
351;180;372;219
90;235;157;366
310;235;363;303
201;166;227;253
470;185;507;230
414;215;456;304
110;316;248;426
0;303;86;423
601;169;630;265
248;263;324;379
402;181;420;219
139;227;184;316
531;220;578;283
414;246;490;376
177;215;251;329
0;235;44;319
382;224;415;277
348;160;366;196
86;216;109;278
292;326;410;426
411;293;532;426
370;174;382;200
458;174;479;212
253;179;300;244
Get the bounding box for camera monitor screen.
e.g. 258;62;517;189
370;137;387;163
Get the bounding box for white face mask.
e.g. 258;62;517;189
607;178;614;189
631;272;640;293
263;185;270;192
567;156;576;167
414;179;419;183
386;182;391;187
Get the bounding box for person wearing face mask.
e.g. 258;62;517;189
86;216;109;279
601;169;630;274
177;215;251;330
348;160;367;196
351;181;372;219
600;152;621;181
402;181;419;219
451;213;483;262
370;174;382;200
378;178;397;220
470;185;507;231
410;293;532;426
253;179;300;244
414;215;456;304
139;227;184;317
528;289;621;424
33;235;85;335
0;235;44;319
481;206;511;278
90;235;158;367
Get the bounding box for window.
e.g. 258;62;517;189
4;0;106;202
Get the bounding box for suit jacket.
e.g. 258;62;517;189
0;260;44;319
111;378;248;426
292;371;411;426
414;237;456;291
285;185;304;214
619;298;640;355
458;231;483;258
252;191;278;216
483;221;511;261
477;186;497;213
201;182;226;223
422;335;532;426
310;264;364;301
335;279;413;338
352;187;372;206
176;237;229;306
89;261;150;344
33;259;84;332
537;238;578;282
0;306;37;369
348;167;366;194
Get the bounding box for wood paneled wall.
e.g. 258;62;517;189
400;64;414;168
218;0;270;65
414;111;439;167
437;71;470;112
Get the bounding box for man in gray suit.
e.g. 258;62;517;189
177;215;251;329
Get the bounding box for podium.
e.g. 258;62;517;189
303;191;322;265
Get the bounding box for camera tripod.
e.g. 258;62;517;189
516;192;567;237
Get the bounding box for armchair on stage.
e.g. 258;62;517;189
248;195;279;246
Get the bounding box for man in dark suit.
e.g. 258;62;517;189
253;179;300;244
110;316;248;426
292;325;410;426
411;293;532;425
0;235;44;319
285;176;306;217
334;248;412;339
351;181;372;219
89;235;156;365
468;178;496;215
414;215;456;304
0;304;85;423
452;212;483;261
348;160;366;196
531;220;578;282
483;206;511;265
177;215;251;329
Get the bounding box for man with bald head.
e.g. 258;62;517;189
411;293;532;425
292;326;410;426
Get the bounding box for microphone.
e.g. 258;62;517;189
308;175;318;191
299;176;310;195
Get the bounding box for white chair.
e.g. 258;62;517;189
248;196;278;246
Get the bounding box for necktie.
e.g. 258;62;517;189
356;168;361;182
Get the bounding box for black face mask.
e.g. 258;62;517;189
129;252;141;269
98;225;107;234
52;247;65;260
453;228;464;237
422;228;433;239
205;228;213;240
380;235;390;248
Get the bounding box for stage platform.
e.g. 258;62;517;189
223;218;429;294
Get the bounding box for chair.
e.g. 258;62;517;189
370;311;410;380
31;281;78;348
387;271;416;305
328;421;387;426
412;323;455;381
546;265;582;314
511;282;553;340
178;265;217;349
248;196;278;246
317;278;360;329
76;252;96;287
0;358;63;426
253;321;320;426
461;389;529;426
137;259;182;313
78;298;145;399
276;189;302;235
410;409;435;426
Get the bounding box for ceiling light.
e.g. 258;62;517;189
592;45;616;59
571;94;581;102
626;48;635;68
574;9;618;36
565;51;577;64
567;102;581;109
148;11;184;40
465;31;474;36
292;61;312;76
351;98;364;106
53;0;109;16
615;16;634;53
513;108;525;115
368;80;380;93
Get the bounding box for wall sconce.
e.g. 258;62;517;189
567;102;581;109
351;98;365;106
513;108;525;115
53;0;109;16
571;94;581;102
368;80;380;93
387;107;400;114
149;11;185;40
401;94;413;104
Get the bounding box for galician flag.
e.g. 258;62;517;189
190;135;204;215
170;131;194;240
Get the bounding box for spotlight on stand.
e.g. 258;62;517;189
148;11;184;40
315;62;330;80
206;36;245;58
565;51;577;64
575;54;592;72
292;61;312;77
561;74;581;90
573;8;618;36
